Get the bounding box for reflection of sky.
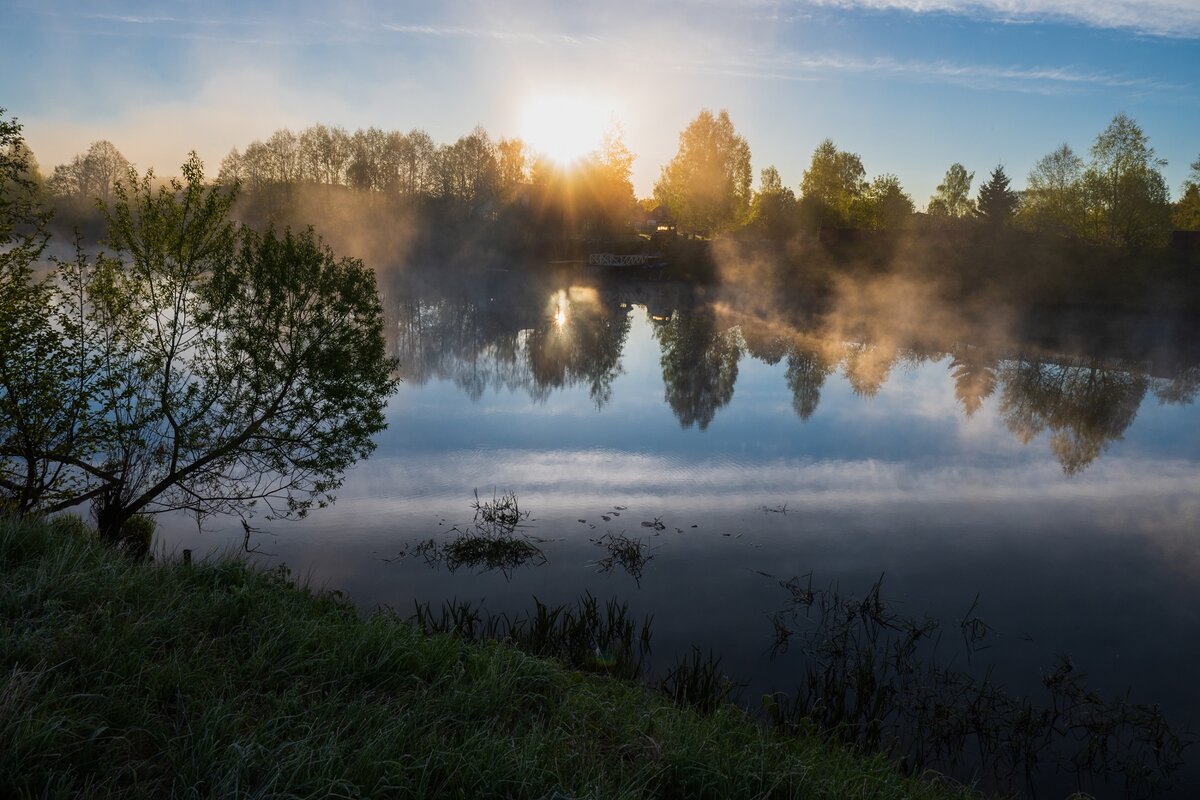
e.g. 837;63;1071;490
158;303;1200;793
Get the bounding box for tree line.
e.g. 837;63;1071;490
16;109;1200;255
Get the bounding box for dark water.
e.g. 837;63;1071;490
159;270;1200;797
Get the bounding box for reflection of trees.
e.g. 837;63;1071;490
655;310;743;430
1152;367;1200;406
391;298;527;402
949;346;999;417
527;304;631;408
389;294;629;406
841;342;896;398
997;358;1148;475
785;348;837;421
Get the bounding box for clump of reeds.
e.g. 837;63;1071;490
391;490;544;577
764;574;1192;797
659;647;741;714
591;531;653;585
412;593;653;681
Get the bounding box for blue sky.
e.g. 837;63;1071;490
2;0;1197;205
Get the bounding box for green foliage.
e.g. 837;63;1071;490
0;140;398;540
1019;143;1087;235
927;163;975;218
0;110;77;514
746;165;799;238
861;174;915;230
654;109;752;237
1174;156;1200;231
1080;113;1171;250
976;164;1019;225
799;139;867;228
0;514;974;799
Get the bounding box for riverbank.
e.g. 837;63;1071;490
0;514;973;799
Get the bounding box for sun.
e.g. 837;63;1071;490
519;92;610;163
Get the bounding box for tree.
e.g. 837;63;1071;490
1172;156;1200;231
746;165;798;239
1;109;72;514
1081;113;1170;250
653;109;752;237
860;174;914;230
1018;144;1086;236
46;140;130;207
1;153;398;541
799;139;866;228
976;165;1019;225
927;163;975;218
298;123;351;186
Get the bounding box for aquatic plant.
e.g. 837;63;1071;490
764;574;1192;797
591;531;653;585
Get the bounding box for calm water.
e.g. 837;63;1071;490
159;270;1200;797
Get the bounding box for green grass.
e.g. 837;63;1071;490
0;515;976;799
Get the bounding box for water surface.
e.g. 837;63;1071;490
159;271;1200;796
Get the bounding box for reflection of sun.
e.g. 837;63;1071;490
520;93;609;163
552;290;569;329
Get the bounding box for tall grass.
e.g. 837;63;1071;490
0;515;972;799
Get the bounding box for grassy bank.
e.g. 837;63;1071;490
0;515;972;799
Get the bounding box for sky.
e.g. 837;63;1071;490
1;0;1197;206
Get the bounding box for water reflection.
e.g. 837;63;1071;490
389;281;629;407
653;308;743;430
385;276;1200;474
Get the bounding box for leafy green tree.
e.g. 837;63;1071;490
1;109;77;513
1081;113;1170;250
799;139;866;228
976;165;1019;225
927;163;975;218
747;165;798;239
861;174;914;230
1018;144;1086;236
1173;156;1200;231
1;152;398;540
653;109;752;237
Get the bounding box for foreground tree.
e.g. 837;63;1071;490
1;109;73;513
654;109;752;237
1;151;398;540
927;163;975;218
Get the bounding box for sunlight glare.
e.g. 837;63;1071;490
552;290;569;330
520;93;609;163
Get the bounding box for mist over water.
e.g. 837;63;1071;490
157;267;1200;797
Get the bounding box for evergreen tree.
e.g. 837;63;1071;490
977;165;1019;225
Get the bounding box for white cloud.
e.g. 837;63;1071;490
799;0;1200;38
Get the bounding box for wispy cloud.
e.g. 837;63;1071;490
665;49;1180;94
381;23;593;48
797;0;1200;38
